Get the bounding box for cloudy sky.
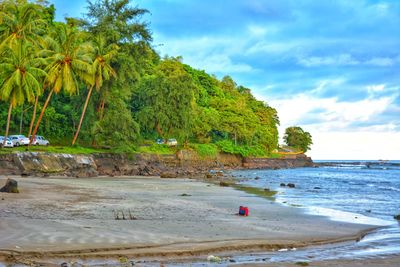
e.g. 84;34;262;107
51;0;400;160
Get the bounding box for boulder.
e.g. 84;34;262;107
287;183;296;188
280;183;286;187
0;178;19;193
205;173;213;179
394;214;400;220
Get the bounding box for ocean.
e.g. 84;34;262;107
226;160;400;263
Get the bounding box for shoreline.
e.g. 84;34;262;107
0;175;381;265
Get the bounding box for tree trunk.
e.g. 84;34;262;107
19;104;24;134
99;99;105;120
30;89;54;146
3;102;12;147
28;95;39;136
72;85;94;145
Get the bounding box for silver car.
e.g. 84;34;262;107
0;136;14;148
9;135;30;146
29;135;50;146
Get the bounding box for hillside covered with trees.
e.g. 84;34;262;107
0;0;282;157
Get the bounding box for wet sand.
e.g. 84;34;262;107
0;176;378;265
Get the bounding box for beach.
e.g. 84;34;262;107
0;175;380;265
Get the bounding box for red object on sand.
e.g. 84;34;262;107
239;206;249;216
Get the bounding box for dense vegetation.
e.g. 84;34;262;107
0;0;281;157
283;126;313;152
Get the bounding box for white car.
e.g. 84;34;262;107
29;135;50;146
167;138;178;146
0;136;14;148
9;135;30;146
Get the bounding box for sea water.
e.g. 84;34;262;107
227;161;400;263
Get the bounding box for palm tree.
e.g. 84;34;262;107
30;23;93;145
72;35;117;145
0;1;46;139
0;0;44;51
0;41;45;146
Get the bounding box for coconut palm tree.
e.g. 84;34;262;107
72;35;117;145
29;23;93;145
0;0;44;51
0;41;46;146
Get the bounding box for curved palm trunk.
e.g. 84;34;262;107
72;85;94;145
29;89;54;146
28;95;39;136
3;102;13;147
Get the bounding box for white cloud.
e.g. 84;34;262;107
366;57;394;66
253;91;399;160
297;54;359;67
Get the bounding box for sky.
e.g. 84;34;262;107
50;0;400;160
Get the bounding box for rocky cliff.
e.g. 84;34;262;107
0;151;313;177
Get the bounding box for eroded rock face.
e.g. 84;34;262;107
0;151;313;178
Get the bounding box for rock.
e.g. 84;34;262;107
207;255;221;263
280;183;286;187
180;193;191;197
219;181;230;187
255;176;260;180
366;209;371;213
229;259;236;263
0;178;19;193
20;172;31;177
264;188;270;192
205;173;213;179
160;172;177;178
394;214;400;220
60;263;68;267
314;187;321;189
216;171;224;177
287;183;296;188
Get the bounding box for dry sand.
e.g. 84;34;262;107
0;175;379;265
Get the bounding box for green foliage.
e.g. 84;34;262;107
216;140;267;157
283;126;313;152
92;94;140;148
192;143;218;158
133;58;197;141
138;144;175;155
0;0;284;156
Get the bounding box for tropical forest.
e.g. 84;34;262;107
0;0;294;157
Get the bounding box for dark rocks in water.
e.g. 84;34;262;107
0;178;19;193
264;188;270;192
20;172;31;177
219;181;230;187
394;214;400;220
160;172;177;178
280;183;286;187
229;259;236;263
180;193;191;197
314;187;321;190
287;183;296;188
366;209;372;213
255;176;260;180
60;263;68;267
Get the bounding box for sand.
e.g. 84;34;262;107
0;175;380;265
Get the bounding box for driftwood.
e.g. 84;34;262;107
0;178;19;193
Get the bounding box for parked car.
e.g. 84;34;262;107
29;135;50;146
0;136;14;148
9;135;30;146
156;138;165;145
167;138;178;146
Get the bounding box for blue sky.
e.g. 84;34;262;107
51;0;400;160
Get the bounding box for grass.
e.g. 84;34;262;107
191;143;218;158
137;144;176;155
0;145;109;154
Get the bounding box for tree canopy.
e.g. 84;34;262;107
0;0;311;157
283;126;313;152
